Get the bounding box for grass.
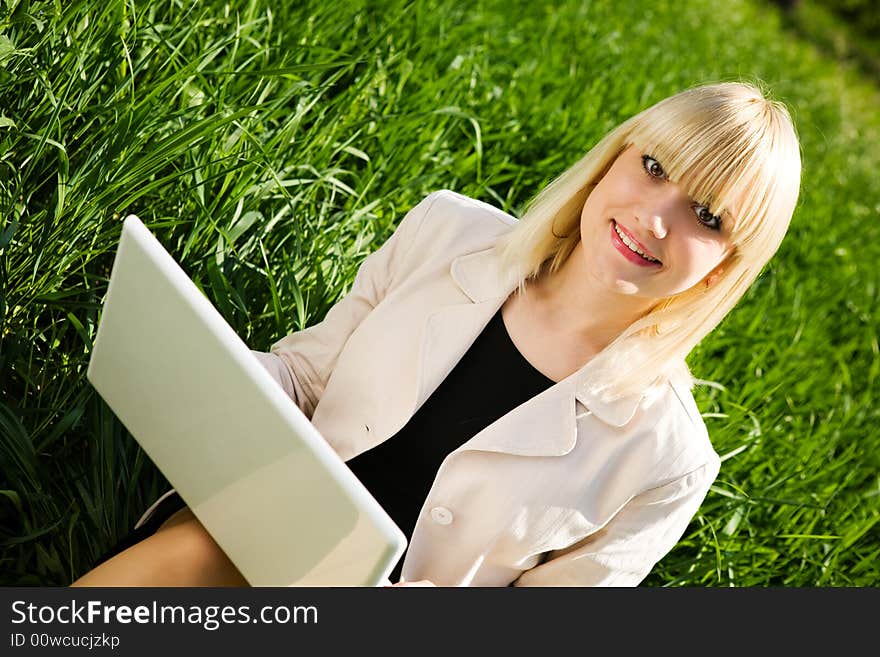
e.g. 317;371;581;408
1;0;878;586
785;1;880;83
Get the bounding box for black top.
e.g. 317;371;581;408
345;306;557;583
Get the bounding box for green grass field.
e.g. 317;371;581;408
1;0;878;586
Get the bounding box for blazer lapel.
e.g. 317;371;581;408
409;246;592;458
412;246;518;414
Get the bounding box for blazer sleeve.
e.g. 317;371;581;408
263;191;444;419
511;459;720;587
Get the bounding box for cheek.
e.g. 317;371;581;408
680;241;727;277
579;193;606;238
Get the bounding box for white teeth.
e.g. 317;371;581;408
614;223;659;263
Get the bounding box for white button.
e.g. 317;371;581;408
430;506;453;525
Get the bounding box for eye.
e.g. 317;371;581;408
694;205;723;232
641;154;667;180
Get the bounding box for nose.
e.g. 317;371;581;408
636;208;668;240
635;187;679;239
647;212;666;240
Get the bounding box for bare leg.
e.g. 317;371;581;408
70;508;249;587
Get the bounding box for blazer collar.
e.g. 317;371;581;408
449;246;646;429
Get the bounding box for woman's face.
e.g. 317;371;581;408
578;144;734;299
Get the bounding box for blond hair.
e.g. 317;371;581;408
495;81;802;401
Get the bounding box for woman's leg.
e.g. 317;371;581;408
70;508;249;587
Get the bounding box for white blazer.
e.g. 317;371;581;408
257;189;721;586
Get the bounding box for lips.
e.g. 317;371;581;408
610;220;662;267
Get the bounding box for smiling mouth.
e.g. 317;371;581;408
612;220;661;264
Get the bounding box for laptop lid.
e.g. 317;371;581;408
86;215;407;586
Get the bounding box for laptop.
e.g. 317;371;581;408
86;214;407;586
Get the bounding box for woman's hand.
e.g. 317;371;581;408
384;579;436;587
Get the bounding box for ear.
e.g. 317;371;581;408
705;267;724;288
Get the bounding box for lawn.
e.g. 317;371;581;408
1;0;878;586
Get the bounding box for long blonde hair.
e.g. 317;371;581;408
495;81;802;402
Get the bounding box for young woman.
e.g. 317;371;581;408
72;81;801;587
